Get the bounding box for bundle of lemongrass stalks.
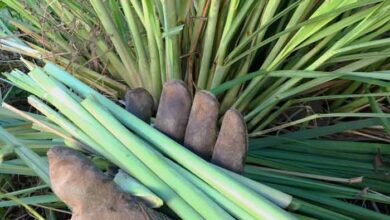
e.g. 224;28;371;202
4;62;296;220
246;120;390;220
0;106;64;219
0;106;53;183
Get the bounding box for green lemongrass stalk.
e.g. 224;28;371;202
127;0;144;25
295;9;376;52
2;103;84;151
0;163;36;176
258;163;390;192
253;167;363;184
216;165;293;208
82;96;233;219
141;0;163;99
367;87;390;133
256;139;390;155
250;118;382;148
334;95;383;113
0;144;14;162
0;18;26;46
120;0;149;83
161;0;181;80
5;158;105;171
289;34;336;70
0;192;45;220
0;194;59;209
248;151;389;188
23;68;202;219
245;76;337;126
30;119;69;136
186;0;208;92
265;146;376;162
197;0;221;89
43;62;295;220
249;112;390;137
0;35;127;97
250;158;390;185
245;164;390;203
13;143;52;155
210;68;389;96
113;170;163;208
0;185;49;199
210;0;255;88
108;0;128;42
250;150;384;170
219;0;267;111
268;184;390;220
0;126;50;184
89;0;143;88
288;198;354;220
331;81;363;109
77;76;119;98
27;95;100;154
327;51;390;63
13;132;58;140
262;0;312;69
253;101;292;132
249;145;390;174
0;39;41;58
166;159;253;220
293;92;390;102
335;38;390;54
2;123;31;131
44;54;128;94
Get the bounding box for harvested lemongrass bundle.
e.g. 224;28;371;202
246;119;390;219
249;120;390;193
4;63;296;219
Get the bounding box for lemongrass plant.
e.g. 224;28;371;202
1;0;389;133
